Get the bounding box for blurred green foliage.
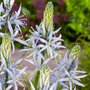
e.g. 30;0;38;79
65;0;90;38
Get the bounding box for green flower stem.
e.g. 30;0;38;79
5;58;9;88
4;11;10;88
5;71;8;88
4;23;9;88
5;15;9;33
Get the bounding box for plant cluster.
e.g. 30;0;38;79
0;0;87;90
9;0;90;89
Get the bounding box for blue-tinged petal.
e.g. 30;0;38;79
11;41;15;53
0;33;4;37
26;37;34;42
18;81;24;87
69;81;72;90
10;13;16;21
13;27;19;37
0;83;2;90
75;75;87;79
8;21;14;36
29;81;35;90
38;44;45;48
62;50;69;64
15;21;22;32
56;45;66;49
14;58;23;66
59;78;69;82
40;38;47;43
49;82;58;90
64;69;70;76
16;5;21;18
7;80;13;84
16;19;24;26
48;31;53;41
60;82;68;89
40;46;47;52
49;47;54;58
14;38;28;46
52;34;63;43
6;85;13;90
14;82;18;90
5;68;13;78
72;79;85;87
44;58;52;64
74;86;76;90
52;27;61;34
25;59;34;65
42;22;46;36
36;25;42;32
17;67;27;78
52;44;65;49
0;3;4;12
25;52;34;58
71;70;86;74
40;52;44;60
20;48;33;52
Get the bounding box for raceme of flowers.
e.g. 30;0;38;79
0;0;87;90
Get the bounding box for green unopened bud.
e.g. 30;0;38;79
69;45;81;60
39;66;50;90
3;0;14;10
69;45;81;70
42;2;53;35
1;34;12;66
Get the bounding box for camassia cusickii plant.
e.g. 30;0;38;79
0;0;87;90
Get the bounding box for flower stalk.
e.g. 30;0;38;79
1;34;12;88
42;2;53;36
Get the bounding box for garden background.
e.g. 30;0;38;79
0;0;90;90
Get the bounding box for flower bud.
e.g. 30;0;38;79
39;65;50;89
1;34;12;66
42;2;53;36
69;45;81;70
3;0;14;10
69;45;81;61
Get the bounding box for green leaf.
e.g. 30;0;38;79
29;81;35;90
32;71;40;90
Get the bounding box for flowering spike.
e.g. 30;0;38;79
69;45;81;70
42;2;53;35
39;65;50;90
69;45;81;61
1;34;12;66
3;0;15;10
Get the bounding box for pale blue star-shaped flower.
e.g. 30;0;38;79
50;60;87;90
8;5;25;37
38;29;65;58
27;24;42;44
5;67;27;90
0;3;25;37
21;40;44;66
61;68;87;90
